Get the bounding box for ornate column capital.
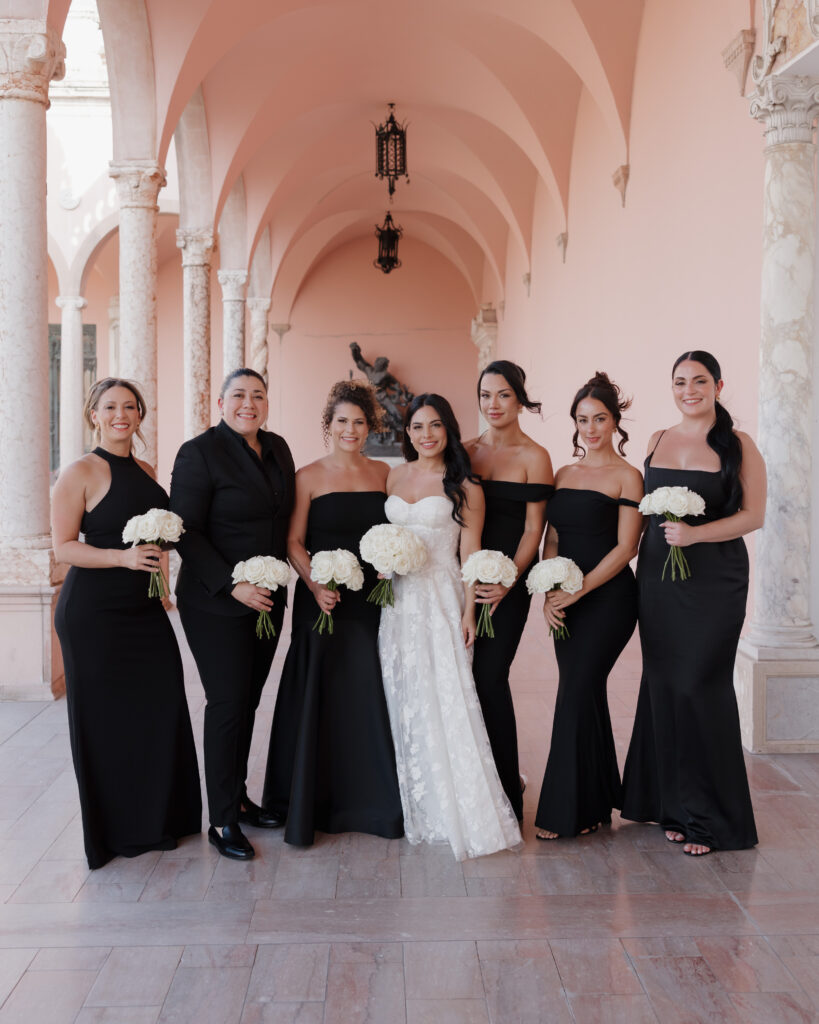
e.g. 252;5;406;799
218;269;248;301
471;304;498;371
109;161;166;209
247;297;271;318
176;228;215;268
270;323;291;340
55;296;87;312
750;75;819;146
0;21;65;105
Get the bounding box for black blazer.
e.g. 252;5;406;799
170;420;296;616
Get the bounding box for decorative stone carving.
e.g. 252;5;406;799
753;0;787;83
177;229;215;439
556;233;568;263
218;269;248;376
750;74;819;144
0;21;65;105
109;161;166;209
350;342;414;456
612;164;630;207
723;29;757;95
247;298;271;384
471;304;498;372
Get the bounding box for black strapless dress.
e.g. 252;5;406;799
263;491;403;845
621;457;757;850
54;448;202;869
534;489;638;835
472;480;553;820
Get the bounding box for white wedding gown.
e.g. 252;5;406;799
378;494;522;860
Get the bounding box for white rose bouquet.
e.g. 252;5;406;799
309;548;365;635
231;556;291;638
525;556;584;639
121;508;184;598
359;523;428;608
639;486;706;582
461;549;518;639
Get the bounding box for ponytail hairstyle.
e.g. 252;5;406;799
672;350;742;513
83;377;147;452
570;371;631;457
402;393;477;526
478;360;542;415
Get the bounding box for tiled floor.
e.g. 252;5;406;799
1;605;819;1022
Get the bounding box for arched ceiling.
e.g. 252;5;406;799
90;0;646;318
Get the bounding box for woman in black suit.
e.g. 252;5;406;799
170;368;295;860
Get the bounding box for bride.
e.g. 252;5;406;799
378;393;522;860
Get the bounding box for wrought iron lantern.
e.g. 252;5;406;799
374;211;402;274
375;103;408;200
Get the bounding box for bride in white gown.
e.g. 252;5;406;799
378;393;522;860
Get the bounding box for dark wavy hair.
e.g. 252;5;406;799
673;350;742;513
477;360;542;414
219;367;267;399
570;371;632;457
321;379;384;445
402;393;477;525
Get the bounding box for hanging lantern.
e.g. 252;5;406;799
375;103;409;200
374;211;402;274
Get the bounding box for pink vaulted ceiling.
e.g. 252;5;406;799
132;0;645;315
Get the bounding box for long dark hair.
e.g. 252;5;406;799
477;360;542;414
402;393;477;525
673;350;742;512
570;371;631;456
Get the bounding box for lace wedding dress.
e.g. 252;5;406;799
378;494;522;860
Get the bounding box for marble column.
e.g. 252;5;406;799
177;229;214;439
735;74;819;751
57;296;88;468
247;297;271;384
0;20;66;698
108;160;166;467
108;295;120;377
218;269;248;377
269;323;291;433
471;304;498;433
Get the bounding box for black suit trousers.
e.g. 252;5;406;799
179;598;285;826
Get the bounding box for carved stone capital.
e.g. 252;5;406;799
612;164;630;207
0;21;65;105
109;161;166;209
55;296;87;313
247;297;271;319
471;304;498;372
751;75;819;146
723;28;756;95
176;228;214;268
270;323;291;341
218;269;248;301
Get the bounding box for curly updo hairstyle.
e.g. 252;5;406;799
321;379;384;445
477;360;542;415
570;371;632;457
83;377;148;451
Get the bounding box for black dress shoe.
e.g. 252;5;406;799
208;823;255;860
239;795;285;829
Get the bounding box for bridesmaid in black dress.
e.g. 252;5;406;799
465;361;553;820
263;380;403;845
622;351;765;855
534;373;643;839
52;378;201;870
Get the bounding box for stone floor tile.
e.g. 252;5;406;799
88;851;162;885
323;960;405;1024
629;955;742;1023
139;856;217;902
400;844;467;897
568;993;659;1023
75;1009;161;1024
0;949;36;1006
180;945;257;968
464;874;532;896
85;946;182;1007
336;838;400;898
0;838;52;886
270;855;339;899
29;946;110;971
0;887;14;904
206;849;279;902
74;881;147;902
520;853;598;895
330;942;403;963
738;892;819;933
245;943;329;1003
620;937;700;957
641;850;726;893
476;940;551;961
9;859;89;903
405;940;484;999
728;990;816;1023
549;938;642;996
0;786;45;824
240;1002;324;1024
405;998;489;1023
480;955;571;1024
694;935;802;992
156;965;252;1023
41;815;87;862
0;969;96;1022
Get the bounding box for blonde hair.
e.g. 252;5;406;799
83;377;147;451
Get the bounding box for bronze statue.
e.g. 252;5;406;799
350;342;414;453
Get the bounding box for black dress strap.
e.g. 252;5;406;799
618;498;640;509
646;430;667;467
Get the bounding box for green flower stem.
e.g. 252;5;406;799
661;514;692;582
366;577;395;608
475;601;495;639
255;610;277;639
312;580;337;634
148;568;168;599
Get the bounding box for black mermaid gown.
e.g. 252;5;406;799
534;489;638;836
263;491;403;846
54;448;202;870
621;459;757;850
472;480;552;820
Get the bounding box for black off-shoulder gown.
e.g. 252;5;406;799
263;491;403;845
54;448;202;869
534;489;638;836
472;480;553;820
621;457;757;850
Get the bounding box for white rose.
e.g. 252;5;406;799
526;560;556;594
262;557;291;590
499;557;518;588
686;491;706;517
243;555;268;585
561;561;584;595
157;510;184;543
231;560;247;585
121;515;140;545
331;549;359;586
138;508;163;542
664;488;691;518
346;564;365;592
310;550;335;585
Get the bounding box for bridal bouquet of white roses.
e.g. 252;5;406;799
309;548;365;635
526;556;584;639
231;556;291;638
461;549;518;639
359;523;428;608
639;486;705;582
122;508;184;598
